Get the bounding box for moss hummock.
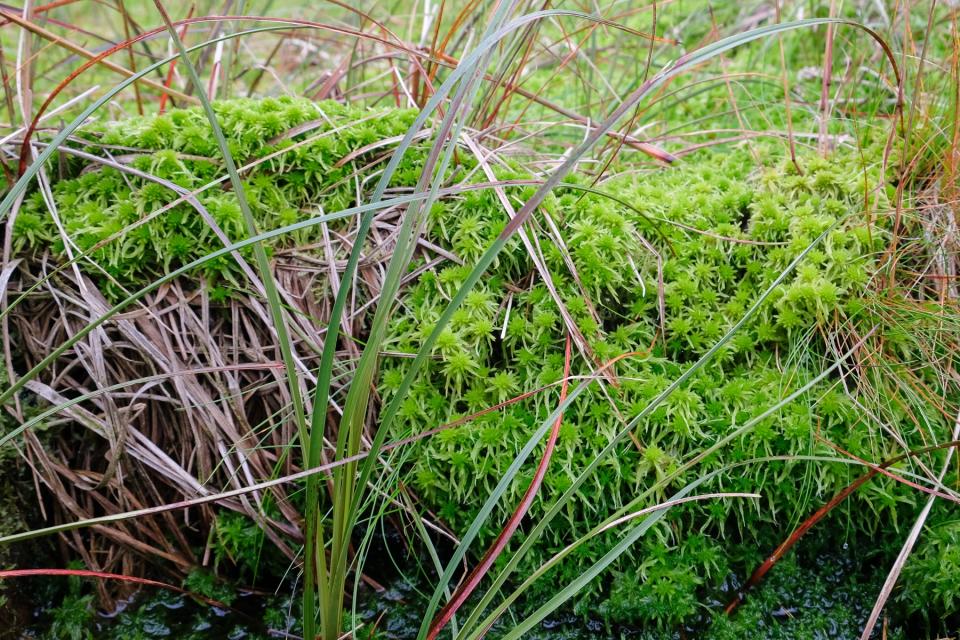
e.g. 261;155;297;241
13;98;958;632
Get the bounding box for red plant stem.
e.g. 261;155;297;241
158;5;195;114
0;567;177;587
425;334;574;640
15;15;427;177
725;439;960;615
724;470;874;615
0;568;227;609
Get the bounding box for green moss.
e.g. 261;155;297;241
15;97;424;296
381;144;941;628
899;518;960;621
14;98;953;630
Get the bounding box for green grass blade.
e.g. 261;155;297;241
353;19;881;634
461;328;877;637
150;4;316;636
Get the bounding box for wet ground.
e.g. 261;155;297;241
13;542;916;640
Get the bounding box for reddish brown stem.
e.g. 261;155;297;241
426;334;573;640
158;4;195;114
726;439;960;615
0;568;227;609
15;15;427;176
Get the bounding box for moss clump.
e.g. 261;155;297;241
13;99;955;631
899;518;960;628
14;97;423;297
381;145;948;627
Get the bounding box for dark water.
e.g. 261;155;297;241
15;543;911;640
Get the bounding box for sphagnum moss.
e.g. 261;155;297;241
11;98;957;632
14;97;425;296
